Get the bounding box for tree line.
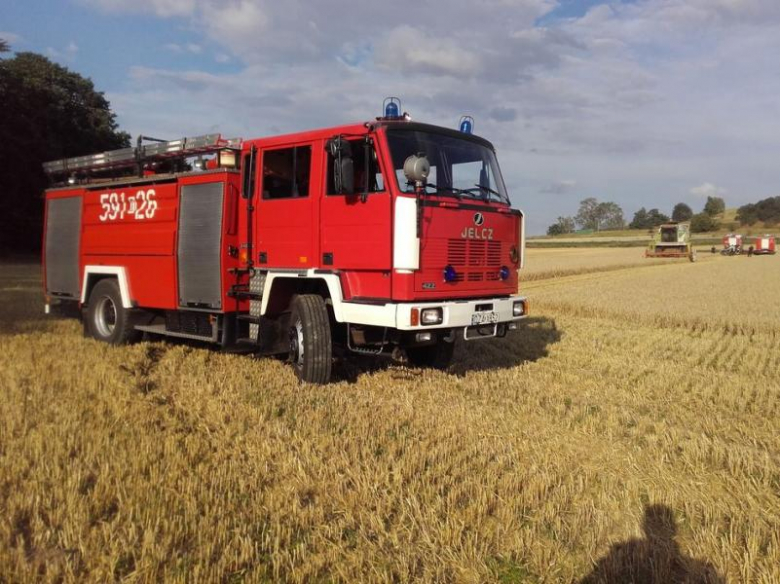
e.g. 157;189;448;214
0;40;129;253
736;196;780;226
547;196;726;236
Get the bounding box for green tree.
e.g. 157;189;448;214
671;203;693;222
629;207;649;229
547;216;576;236
737;196;780;226
0;52;130;253
630;207;668;229
575;198;624;231
575;197;600;231
597;201;624;230
647;208;670;226
736;203;758;226
703;196;725;217
0;38;9;53
690;212;719;233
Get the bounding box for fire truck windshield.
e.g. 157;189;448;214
386;129;510;204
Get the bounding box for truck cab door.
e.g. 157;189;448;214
319;136;392;273
255;143;319;268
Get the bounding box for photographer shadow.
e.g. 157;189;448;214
580;504;725;584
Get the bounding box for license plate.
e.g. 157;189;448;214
471;311;498;325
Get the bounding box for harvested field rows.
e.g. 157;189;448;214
521;247;716;282
1;257;779;582
525;252;780;334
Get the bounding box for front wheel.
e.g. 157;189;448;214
406;340;455;370
288;295;332;384
86;279;140;345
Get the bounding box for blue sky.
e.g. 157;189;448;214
3;0;780;234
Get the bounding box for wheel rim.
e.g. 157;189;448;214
289;317;304;368
94;295;117;337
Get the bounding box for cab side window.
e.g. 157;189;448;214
327;139;384;195
262;146;311;199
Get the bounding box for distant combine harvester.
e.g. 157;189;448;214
645;222;696;262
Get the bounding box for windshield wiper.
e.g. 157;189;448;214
418;182;468;199
404;182;497;201
464;184;504;202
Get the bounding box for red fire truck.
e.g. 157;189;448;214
752;235;776;255
42;102;528;383
721;233;743;255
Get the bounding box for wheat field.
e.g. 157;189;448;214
521;247;705;281
1;251;779;583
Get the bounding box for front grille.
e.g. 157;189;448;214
447;239;502;268
447;240;467;265
420;239;509;288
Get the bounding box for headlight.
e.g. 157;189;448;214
513;300;525;316
420;307;443;325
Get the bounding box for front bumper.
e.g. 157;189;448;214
340;295;528;331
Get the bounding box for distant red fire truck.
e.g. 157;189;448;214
42;101;527;383
752;235;776;255
721;233;743;255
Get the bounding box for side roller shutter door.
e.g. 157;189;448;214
177;182;224;309
45;197;82;298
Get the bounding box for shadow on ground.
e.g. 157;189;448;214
0;288;51;337
580;504;725;584
450;316;561;376
335;316;562;382
0;267;562;384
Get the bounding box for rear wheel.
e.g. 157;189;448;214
86;279;140;345
406;340;455;370
288;295;332;384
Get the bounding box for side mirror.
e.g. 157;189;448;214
338;156;354;195
327;136;355;195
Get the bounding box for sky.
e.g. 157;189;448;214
3;0;780;234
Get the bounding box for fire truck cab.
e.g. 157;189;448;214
42;105;528;383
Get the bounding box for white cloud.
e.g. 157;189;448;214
88;0;780;232
690;182;728;199
540;180;577;195
0;31;22;45
164;43;202;54
79;0;198;17
46;41;79;62
375;26;481;78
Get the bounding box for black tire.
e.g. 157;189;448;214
288;295;332;384
406;340;455;370
86;279;141;345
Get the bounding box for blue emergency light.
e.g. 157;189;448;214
383;97;402;119
459;115;475;134
444;265;458;283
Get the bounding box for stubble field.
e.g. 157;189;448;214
1;250;779;583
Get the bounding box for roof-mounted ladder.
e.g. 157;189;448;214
43;133;242;176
